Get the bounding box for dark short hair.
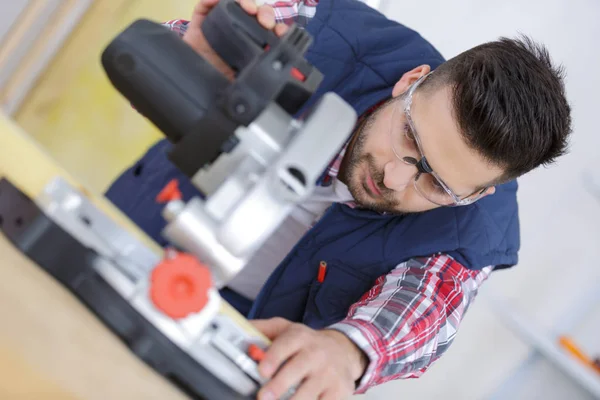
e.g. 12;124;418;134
420;35;572;183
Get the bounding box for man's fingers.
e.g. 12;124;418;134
275;23;289;37
239;0;259;15
208;0;280;33
258;352;314;400
250;318;292;341
257;4;276;30
288;375;326;400
259;326;308;378
189;0;220;29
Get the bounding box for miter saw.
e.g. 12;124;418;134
0;0;356;398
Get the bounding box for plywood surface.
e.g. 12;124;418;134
0;234;189;400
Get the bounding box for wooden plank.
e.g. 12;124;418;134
0;233;189;400
0;344;79;400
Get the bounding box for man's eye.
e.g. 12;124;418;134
432;180;446;194
404;124;416;142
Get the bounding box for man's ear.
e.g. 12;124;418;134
480;186;496;198
392;65;431;97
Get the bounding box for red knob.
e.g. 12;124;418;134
156;179;182;203
150;252;212;319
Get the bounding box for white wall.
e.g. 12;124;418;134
356;0;600;399
0;0;92;115
0;1;30;43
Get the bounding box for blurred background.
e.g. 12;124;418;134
1;0;598;399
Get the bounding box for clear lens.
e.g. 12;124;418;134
389;98;419;160
414;173;455;206
390;99;456;206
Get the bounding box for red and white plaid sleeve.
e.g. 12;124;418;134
329;255;493;394
161;0;320;37
266;0;319;27
162;1;376;36
162;19;190;36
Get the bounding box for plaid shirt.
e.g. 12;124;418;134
163;2;493;394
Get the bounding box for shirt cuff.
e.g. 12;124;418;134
327;319;381;394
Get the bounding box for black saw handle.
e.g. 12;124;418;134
101;0;322;177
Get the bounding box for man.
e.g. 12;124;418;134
105;0;572;399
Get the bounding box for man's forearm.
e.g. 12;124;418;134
329;255;493;393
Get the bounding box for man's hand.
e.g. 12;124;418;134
183;0;289;80
250;318;368;400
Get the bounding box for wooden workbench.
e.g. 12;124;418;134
0;233;189;400
0;111;266;398
0;114;189;399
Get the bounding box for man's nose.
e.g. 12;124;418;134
383;160;414;191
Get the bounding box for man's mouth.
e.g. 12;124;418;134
364;170;382;197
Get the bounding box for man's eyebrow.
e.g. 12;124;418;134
405;122;416;140
410;107;469;196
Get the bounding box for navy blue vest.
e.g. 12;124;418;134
105;0;520;329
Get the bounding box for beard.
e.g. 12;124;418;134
338;101;404;214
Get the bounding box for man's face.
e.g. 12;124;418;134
339;83;504;214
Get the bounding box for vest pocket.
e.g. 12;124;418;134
303;282;326;328
302;261;374;329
